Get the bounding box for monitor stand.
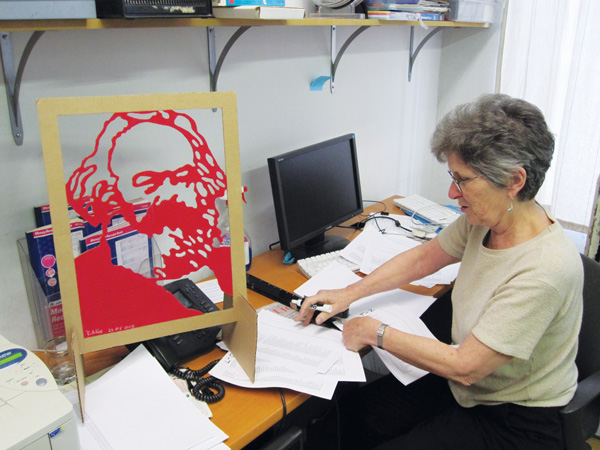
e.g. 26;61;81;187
290;234;349;260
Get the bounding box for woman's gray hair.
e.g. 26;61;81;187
431;93;555;201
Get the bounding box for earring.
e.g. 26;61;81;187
507;197;514;214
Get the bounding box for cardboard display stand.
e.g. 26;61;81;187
37;92;257;419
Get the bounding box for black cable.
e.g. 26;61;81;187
280;388;288;418
273;388;288;435
344;200;389;230
363;214;412;234
362;199;387;214
170;359;225;404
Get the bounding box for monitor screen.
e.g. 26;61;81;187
267;133;363;260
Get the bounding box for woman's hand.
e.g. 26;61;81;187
342;316;381;351
293;288;354;326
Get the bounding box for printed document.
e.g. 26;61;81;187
210;310;365;399
294;262;441;385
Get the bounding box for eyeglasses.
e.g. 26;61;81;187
447;170;481;193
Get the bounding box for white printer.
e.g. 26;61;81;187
0;334;80;450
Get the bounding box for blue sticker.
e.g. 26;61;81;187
310;76;331;91
283;252;295;264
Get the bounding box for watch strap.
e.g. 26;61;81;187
377;323;388;349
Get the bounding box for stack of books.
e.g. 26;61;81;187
212;0;305;19
21;199;154;346
365;0;449;21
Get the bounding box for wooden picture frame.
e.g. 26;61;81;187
37;92;257;416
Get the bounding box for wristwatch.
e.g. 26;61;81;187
377;323;388;349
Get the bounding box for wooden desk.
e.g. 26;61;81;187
74;195;450;450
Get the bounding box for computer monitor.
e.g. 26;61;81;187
267;133;363;260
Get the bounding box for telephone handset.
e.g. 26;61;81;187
141;278;221;371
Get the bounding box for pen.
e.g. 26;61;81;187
291;298;333;313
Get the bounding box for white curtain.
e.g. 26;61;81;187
499;0;600;230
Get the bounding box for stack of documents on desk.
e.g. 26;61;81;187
295;262;441;385
339;214;460;287
68;345;228;450
210;310;366;399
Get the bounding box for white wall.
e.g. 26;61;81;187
0;19;502;349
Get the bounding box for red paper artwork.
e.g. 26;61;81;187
66;110;232;337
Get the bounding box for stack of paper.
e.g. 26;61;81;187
68;345;229;450
212;261;451;393
338;214;460;287
211;310;366;399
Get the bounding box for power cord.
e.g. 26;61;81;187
273;388;288;435
170;359;225;404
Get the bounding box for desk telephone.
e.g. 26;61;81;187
140;278;221;371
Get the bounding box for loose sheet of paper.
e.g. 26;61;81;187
294;261;362;297
293;262;441;385
360;308;436;385
293;262;437;319
359;233;421;275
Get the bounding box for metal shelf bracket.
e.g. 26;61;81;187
0;30;44;145
207;26;251;93
310;25;369;93
408;25;441;82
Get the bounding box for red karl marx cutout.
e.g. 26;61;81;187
66;110;233;337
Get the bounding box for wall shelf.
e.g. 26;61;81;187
0;17;488;31
0;18;489;145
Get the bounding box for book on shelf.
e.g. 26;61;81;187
213;0;285;6
364;0;449;13
212;5;305;19
367;10;445;20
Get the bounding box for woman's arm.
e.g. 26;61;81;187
296;237;460;326
343;317;512;386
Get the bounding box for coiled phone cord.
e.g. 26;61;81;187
170;359;225;404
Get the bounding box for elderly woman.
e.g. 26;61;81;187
296;94;583;450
